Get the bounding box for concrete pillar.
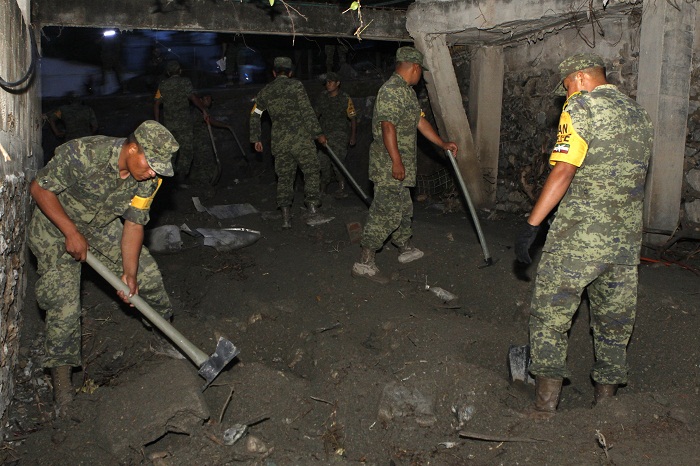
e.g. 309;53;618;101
412;34;485;207
468;46;504;206
637;0;696;237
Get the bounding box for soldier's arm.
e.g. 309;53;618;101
48;110;65;138
249;95;265;151
417;117;457;155
526;161;577;227
188;93;210;121
118;219;144;303
347;96;357;146
30;180;88;261
380;121;404;181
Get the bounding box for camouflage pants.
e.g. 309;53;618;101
361;183;413;251
317;133;348;188
190;127;217;185
28;212;172;369
529;252;638;384
274;142;321;208
167;121;194;181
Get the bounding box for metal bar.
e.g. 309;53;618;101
446;150;492;265
85;251;209;367
324;143;372;206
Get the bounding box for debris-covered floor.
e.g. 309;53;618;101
4;89;700;465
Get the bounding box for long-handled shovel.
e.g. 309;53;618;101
325;143;372;206
85;251;239;390
206;121;223;186
227;126;251;169
446;150;493;266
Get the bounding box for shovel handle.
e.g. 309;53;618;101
85;251;209;366
325;143;372;206
446;150;492;265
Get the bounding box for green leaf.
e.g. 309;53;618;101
269;0;274;5
350;1;359;10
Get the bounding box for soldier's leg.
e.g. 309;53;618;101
588;264;637;385
90;222;173;320
529;253;600;379
317;148;333;192
361;184;402;252
389;187;414;247
176;125;195;180
327;134;347;183
297;144;321;207
37;259;83;368
274;152;296;208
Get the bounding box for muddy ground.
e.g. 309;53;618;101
4;84;700;465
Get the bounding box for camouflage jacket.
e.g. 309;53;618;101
51;102;98;141
155;75;194;127
368;73;421;187
32;136;162;232
544;84;653;264
249;75;322;149
313;90;356;140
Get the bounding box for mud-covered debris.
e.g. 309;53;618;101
192;197;259;219
223;423;247;445
245;435;268;453
144;225;182;253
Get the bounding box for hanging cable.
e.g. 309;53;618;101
0;6;37;89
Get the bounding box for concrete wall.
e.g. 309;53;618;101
0;0;42;435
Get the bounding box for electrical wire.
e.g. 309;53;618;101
0;7;37;89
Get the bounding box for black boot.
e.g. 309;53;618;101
593;383;618;405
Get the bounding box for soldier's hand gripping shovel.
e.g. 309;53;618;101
325;143;372;206
85;251;239;390
206;121;223;186
445;150;493;266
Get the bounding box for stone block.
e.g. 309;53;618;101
686;168;700;193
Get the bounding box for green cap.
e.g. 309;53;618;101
133;120;178;177
553;53;606;95
166;60;181;74
396;46;428;71
325;71;340;82
273;56;293;70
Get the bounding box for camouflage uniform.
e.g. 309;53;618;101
28;135;173;368
155;75;195;179
529;84;654;385
250;74;323;208
361;72;421;251
190;109;218;184
314;87;356;187
50;102;98;141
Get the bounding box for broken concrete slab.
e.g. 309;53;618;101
181;224;261;252
192;196;259;219
97;359;210;457
377;381;437;427
144;225;183;253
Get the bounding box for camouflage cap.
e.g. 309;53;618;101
165;60;181;74
273;56;293;70
133;120;178;177
553;53;606;95
396;46;428;71
325;71;340;82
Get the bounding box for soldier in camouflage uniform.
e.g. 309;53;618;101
28;121;180;413
515;53;654;418
154;60;209;184
250;56;328;228
314;71;357;199
352;47;457;283
190;94;233;185
47;93;98;142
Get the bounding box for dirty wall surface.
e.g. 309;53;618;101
0;0;41;438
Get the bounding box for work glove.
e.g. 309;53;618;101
515;222;541;264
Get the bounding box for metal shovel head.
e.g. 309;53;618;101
508;344;534;385
198;337;240;390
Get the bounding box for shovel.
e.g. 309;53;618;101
324;143;372;206
206;121;223;186
85;251;239;390
227;126;251;168
445;150;493;266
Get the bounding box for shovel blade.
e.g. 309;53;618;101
508;344;534;385
198;337;240;390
